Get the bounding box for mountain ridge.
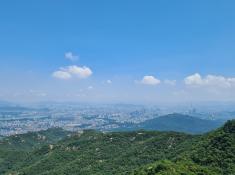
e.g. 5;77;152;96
0;120;234;175
116;113;224;134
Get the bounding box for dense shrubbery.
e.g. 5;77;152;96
189;120;235;175
131;160;218;175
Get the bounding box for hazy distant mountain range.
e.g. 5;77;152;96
116;113;225;134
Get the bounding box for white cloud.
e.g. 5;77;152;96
65;52;79;61
140;75;161;85
184;73;235;88
52;70;72;80
66;65;92;79
164;79;176;86
52;65;92;80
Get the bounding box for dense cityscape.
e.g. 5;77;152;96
1;102;234;136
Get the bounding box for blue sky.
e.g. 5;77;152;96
0;0;235;103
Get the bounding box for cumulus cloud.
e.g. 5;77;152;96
65;52;79;61
140;75;161;85
52;65;92;80
52;71;72;80
184;73;235;88
65;65;92;79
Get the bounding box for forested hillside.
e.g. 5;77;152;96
132;120;235;175
0;120;234;175
0;128;71;174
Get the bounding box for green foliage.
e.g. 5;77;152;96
0;128;71;151
0;128;71;174
0;120;234;175
5;131;193;175
131;160;218;175
189;120;235;175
